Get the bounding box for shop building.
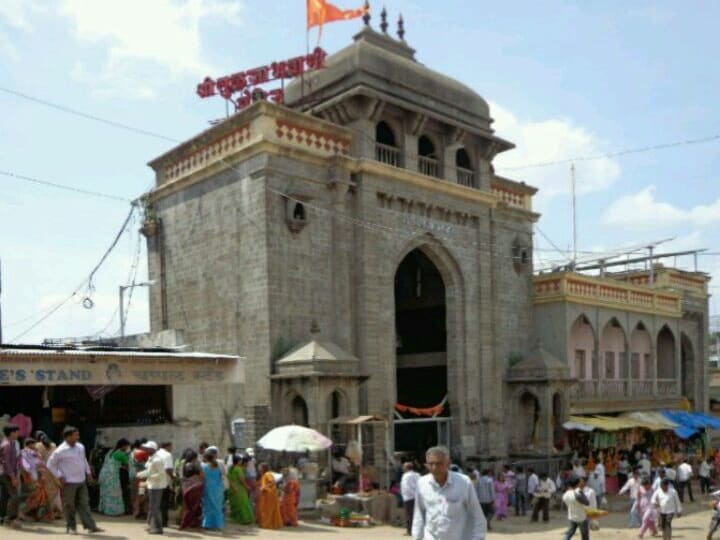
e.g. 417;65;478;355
0;336;242;451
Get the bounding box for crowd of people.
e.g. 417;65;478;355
398;447;720;540
0;424;301;534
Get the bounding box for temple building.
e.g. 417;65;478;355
140;14;711;462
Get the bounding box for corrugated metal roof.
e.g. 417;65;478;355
0;345;239;361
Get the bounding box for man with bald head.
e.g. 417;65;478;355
411;446;486;540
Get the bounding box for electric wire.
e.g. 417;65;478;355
0;169;132;202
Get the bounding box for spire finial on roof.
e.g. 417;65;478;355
380;6;388;33
397;13;405;41
363;0;371;26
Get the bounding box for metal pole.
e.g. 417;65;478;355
119;285;126;338
648;246;655;284
571;163;577;266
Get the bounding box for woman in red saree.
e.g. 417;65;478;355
280;468;300;526
179;450;204;530
256;463;283;529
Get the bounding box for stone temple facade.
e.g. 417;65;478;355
141;24;710;462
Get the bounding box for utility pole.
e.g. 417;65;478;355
571;163;577;267
119;281;155;338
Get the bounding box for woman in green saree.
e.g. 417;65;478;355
228;455;255;525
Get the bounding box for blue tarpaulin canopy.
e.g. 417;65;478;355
660;410;720;439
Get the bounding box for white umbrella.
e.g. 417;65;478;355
257;424;333;452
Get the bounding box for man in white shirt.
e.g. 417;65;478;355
676;458;694;503
562;477;589;540
47;426;103;535
651;479;682;540
527;468;539;497
700;457;713;495
592;462;606;504
531;472;556;523
137;441;168;535
708;488;720;539
619;468;642;527
412;446;486;540
400;462;421;536
155;442;175;527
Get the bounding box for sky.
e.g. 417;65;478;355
1;0;719;344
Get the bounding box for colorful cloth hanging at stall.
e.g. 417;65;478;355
394;402;445;417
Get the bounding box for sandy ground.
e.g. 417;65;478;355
3;495;718;539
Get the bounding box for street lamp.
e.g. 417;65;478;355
119;280;156;338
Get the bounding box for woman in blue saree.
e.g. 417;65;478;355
201;449;225;530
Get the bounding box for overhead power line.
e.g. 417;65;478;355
0;169;132;202
497;133;720;171
0;86;179;143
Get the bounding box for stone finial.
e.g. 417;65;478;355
397;13;405;40
362;0;371;26
380;6;388;33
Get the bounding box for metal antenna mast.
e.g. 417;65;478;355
571;162;577;266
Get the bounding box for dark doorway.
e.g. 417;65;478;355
394;249;448;454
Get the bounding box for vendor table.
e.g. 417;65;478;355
334;493;398;523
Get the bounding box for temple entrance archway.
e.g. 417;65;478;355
394;248;449;454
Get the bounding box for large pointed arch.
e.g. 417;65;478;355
600;317;627;380
568;314;595;380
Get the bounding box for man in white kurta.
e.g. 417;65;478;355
412;446;486;540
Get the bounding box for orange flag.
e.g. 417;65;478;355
307;0;367;30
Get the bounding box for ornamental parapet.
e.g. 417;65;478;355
491;175;536;212
610;267;709;297
533;271;682;317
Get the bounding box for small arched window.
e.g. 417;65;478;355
376;121;396;147
375;121;400;167
292;202;306;221
418;135;440;177
455;148;475;187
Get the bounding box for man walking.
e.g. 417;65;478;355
137;441;167;535
400;462;420;536
475;469;495;530
562;477;590;540
700;457;713;496
514;466;528;516
651;478;682;540
677;458;694;503
619;467;643;527
531;472;556;523
0;425;22;529
155;442;175;527
47;426;103;535
412;446;486;540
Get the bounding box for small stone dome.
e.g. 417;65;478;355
285;27;492;132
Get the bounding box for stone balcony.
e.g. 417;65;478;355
534;272;682;317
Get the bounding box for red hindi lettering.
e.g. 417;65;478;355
247;66;270;85
216;76;234;99
271;61;289;79
286;56;305;77
268;88;284;104
196;77;217;98
235;89;252;111
305;47;328;70
229;71;248;92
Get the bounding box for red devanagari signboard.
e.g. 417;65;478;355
197;47;328;111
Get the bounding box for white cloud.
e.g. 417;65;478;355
602;185;720;231
490;101;621;201
0;1;44;30
0;31;19;62
59;0;243;99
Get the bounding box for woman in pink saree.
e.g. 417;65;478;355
493;471;512;520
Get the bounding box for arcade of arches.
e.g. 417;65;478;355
567;314;695;400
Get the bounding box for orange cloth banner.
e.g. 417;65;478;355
395;402;445;417
307;0;367;29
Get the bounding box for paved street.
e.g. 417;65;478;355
3;496;717;539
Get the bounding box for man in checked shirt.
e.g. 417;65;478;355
412;446;487;540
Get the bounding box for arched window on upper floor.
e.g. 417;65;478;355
455;148;475;187
375;121;401;167
418;135;440;177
